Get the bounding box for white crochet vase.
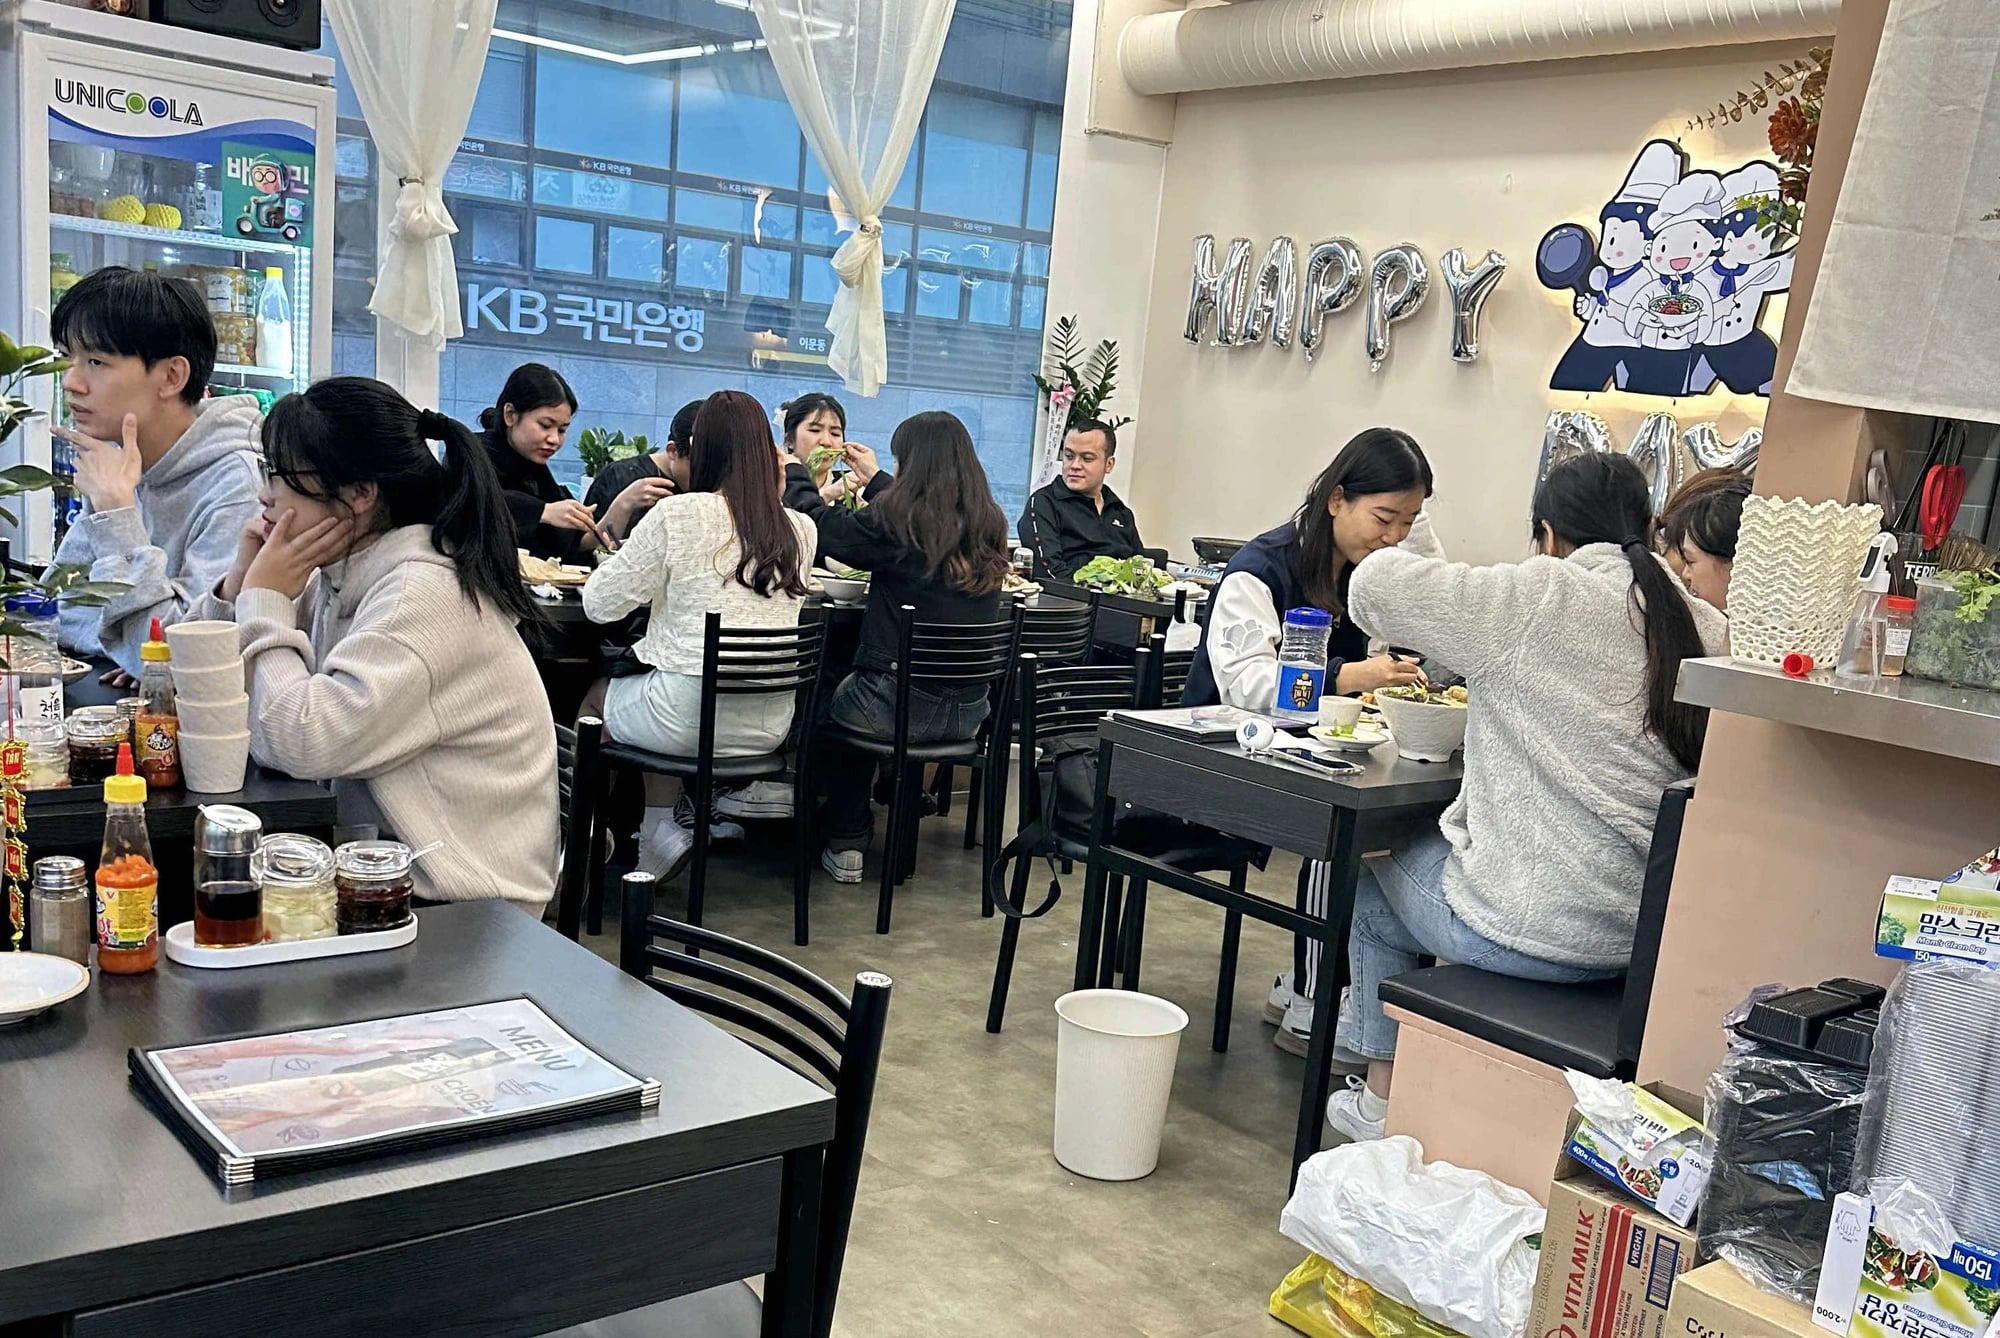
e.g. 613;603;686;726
1728;496;1884;667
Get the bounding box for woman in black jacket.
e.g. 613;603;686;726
481;362;602;561
784;410;1011;884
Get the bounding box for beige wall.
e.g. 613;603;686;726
1128;44;1816;564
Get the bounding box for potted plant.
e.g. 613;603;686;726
573;426;647;499
0;331;124;643
1032;315;1133;434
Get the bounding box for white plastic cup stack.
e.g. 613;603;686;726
164;621;249;793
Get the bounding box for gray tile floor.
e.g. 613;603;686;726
581;802;1317;1337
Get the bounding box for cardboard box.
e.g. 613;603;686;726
1876;853;2000;964
1666;1260;1821;1338
1529;1174;1698;1338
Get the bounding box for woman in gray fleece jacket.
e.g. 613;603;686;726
1325;452;1728;1142
204;378;558;911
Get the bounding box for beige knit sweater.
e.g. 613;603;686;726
231;525;559;909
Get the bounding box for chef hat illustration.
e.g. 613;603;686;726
1648;171;1726;232
1616;141;1684;207
1719;162;1781;208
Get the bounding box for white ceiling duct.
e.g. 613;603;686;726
1118;0;1840;95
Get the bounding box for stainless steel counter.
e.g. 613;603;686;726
1676;656;2000;766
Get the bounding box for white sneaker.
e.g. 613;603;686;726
714;780;795;820
1264;971;1295;1026
1325;1075;1388;1143
1274;992;1315;1057
674;793;745;842
1275;988;1372;1068
636;818;693;882
821;846;864;884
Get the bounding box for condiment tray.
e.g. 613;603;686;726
164;918;418;969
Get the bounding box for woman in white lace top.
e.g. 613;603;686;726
581;391;816;874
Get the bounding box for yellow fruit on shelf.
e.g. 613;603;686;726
98;194;145;224
142;202;182;231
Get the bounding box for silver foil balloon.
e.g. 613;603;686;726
1299;237;1363;363
1537;410;1614;482
1683;422;1763;475
1241;236;1298;347
1440;248;1508;363
1183;234;1256;346
1365;244;1429;371
1626;411;1684;515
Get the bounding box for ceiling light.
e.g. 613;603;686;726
492;27;765;64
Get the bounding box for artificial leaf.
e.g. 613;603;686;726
0;464;58;493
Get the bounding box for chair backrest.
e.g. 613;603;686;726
619;871;890;1337
1161;650;1196;705
555;722;578;833
1018;593;1098;666
898;605;1017;685
1012;652;1142;836
1617;778;1695;1067
696;610;829;756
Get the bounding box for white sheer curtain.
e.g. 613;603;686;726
753;0;956;397
325;0;498;352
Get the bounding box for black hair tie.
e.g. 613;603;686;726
417;409;451;441
1621;535;1651;553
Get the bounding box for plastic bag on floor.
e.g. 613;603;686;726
1279;1136;1545;1338
1270;1254;1467;1338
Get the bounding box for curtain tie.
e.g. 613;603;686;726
390;175;457;244
858;214;883;237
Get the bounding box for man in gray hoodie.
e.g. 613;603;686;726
46;267;264;678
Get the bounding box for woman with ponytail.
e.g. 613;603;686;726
1320;451;1726;1143
209;377;558;911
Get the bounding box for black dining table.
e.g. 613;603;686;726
1073;715;1463;1186
0;900;835;1336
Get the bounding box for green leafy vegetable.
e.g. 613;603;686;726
1952;569;2000;624
1071;556;1172;598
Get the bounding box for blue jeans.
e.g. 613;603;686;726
1336;823;1616;1061
818;670;989;851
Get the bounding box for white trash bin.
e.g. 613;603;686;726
1052;989;1190;1181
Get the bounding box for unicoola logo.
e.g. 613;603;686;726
53;77;203;126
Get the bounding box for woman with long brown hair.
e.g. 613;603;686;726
784;409;1010;883
582;389;817;877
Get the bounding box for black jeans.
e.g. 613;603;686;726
819;670;990;851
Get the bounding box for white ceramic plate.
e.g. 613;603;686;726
1308;723;1394;753
62;657;92;681
0;952;90;1025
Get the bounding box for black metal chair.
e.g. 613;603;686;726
562;612;828;946
599;871;891;1338
956;592;1100;858
1159;648;1196;705
1377;779;1694;1078
985;650;1259;1041
818;604;1015;935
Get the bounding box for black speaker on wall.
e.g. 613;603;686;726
144;0;322;52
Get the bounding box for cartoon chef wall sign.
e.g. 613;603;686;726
1538;139;1793;398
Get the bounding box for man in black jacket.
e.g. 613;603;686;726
1017;419;1145;580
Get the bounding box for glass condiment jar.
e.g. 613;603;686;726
254;832;336;943
1882;594;1916;677
193;804;262;947
334;840;415;935
29;855;91;967
67;705;127;785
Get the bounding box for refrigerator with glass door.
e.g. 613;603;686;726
0;0;334;562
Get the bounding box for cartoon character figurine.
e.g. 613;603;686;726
235;155;304;242
1544;140;1683;393
1691;162;1794;395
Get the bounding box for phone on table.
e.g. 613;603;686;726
1266;747;1364;778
